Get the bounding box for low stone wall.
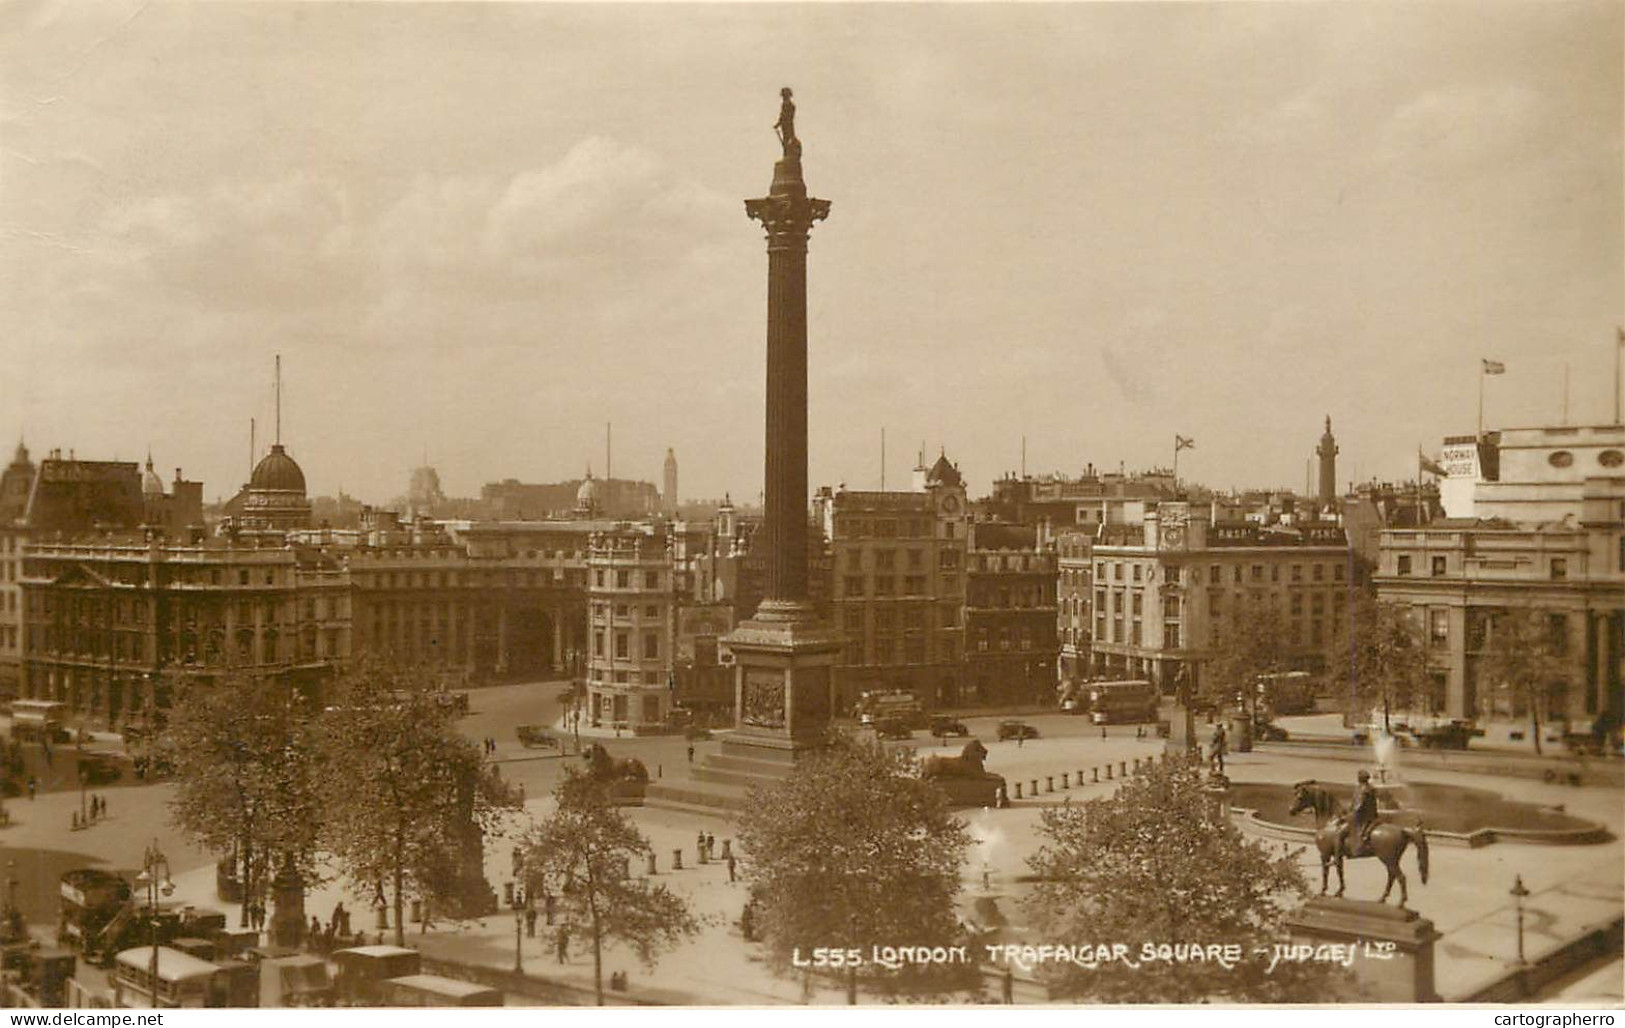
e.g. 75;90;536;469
1457;916;1623;1002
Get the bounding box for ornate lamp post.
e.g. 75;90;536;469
1510;875;1530;967
135;840;175;1008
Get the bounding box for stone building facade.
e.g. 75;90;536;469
964;521;1058;706
1090;502;1352;692
586;524;676;731
813;453;969;712
1375;424;1624;725
1056;529;1095;683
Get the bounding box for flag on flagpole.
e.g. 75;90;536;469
1175;435;1195;452
1419;448;1446;477
1482;358;1506;375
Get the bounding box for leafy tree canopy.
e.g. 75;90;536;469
1025;760;1348;1003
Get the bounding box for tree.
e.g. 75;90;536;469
516;769;699;1005
1199;602;1294;727
166;672;324;926
736;734;977;1001
1477;607;1574;756
1024;760;1348;1002
1328;595;1428;732
319;657;521;944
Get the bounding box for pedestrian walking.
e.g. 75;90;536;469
705;833;715;860
555;926;570;964
525;907;537;938
726;853;737;883
26;777;35;800
687;744;695;764
1017;734;1024;749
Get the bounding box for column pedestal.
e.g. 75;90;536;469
712;601;841;779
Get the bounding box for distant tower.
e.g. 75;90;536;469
1316;416;1339;509
663;448;678;516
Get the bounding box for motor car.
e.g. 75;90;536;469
929;716;969;738
76;753;123;786
1252;720;1290;743
997;720;1039;741
874;718;913;740
515;725;559;749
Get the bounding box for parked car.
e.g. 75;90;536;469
997;720;1039;742
515;726;559;749
929;716;969;739
874;718;913;740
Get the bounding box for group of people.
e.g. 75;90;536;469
480;737;500;756
305;903;357;955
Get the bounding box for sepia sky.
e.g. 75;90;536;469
2;1;1620;506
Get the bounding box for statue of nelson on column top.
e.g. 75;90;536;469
774;87;801;159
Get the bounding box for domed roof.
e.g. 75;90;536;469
250;444;307;494
576;471;600;508
141;455;165;497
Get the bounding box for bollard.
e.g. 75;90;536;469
1013;782;1023;799
646;853;657;876
1092;767;1100;782
672;849;683;871
1061;773;1070;788
1120;761;1127;777
658;764;663;779
1105;764;1113;780
1045;776;1054;793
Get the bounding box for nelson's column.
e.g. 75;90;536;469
720;88;842;774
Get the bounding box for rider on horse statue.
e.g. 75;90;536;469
1340;769;1380;858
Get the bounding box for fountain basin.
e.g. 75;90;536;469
1226;781;1611;848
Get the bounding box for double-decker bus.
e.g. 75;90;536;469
1255;671;1316;717
1085;680;1160;725
853;690;925;729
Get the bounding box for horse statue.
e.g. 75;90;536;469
1289;780;1430;906
921;739;990;779
583;742;649;782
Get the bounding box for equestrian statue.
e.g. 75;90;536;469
1289;771;1429;906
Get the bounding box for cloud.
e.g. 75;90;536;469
99;173;360;311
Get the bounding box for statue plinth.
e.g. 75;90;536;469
1284;896;1441;1002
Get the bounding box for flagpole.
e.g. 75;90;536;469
1478;364;1484;438
1173;435;1179;485
1615;326;1622;426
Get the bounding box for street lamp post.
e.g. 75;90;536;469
1510;875;1531;968
509;882;526;974
135;840;174;1008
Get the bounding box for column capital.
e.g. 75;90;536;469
744;194;830;244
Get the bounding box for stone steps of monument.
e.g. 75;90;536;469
698;751;798;779
643;781;749;817
690;764;783;789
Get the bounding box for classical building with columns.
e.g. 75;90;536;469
18;538;348;720
1375;423;1624;725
